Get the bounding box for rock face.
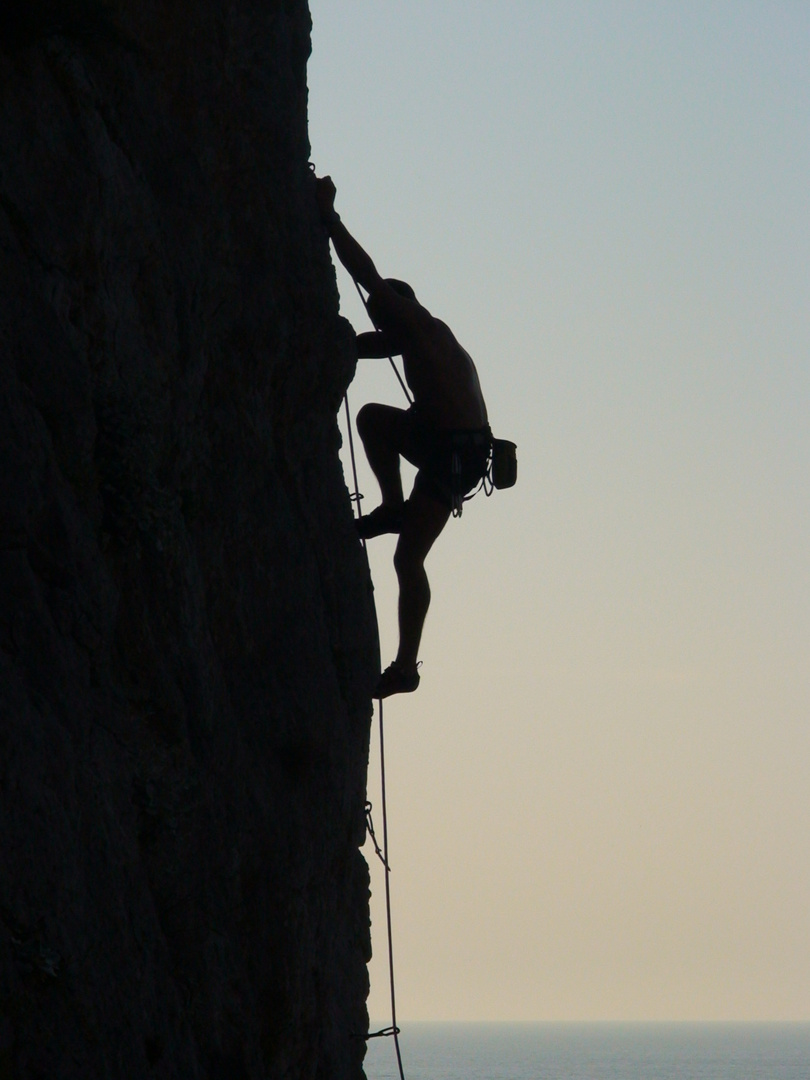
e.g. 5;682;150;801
0;3;379;1076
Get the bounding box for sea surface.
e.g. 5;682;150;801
363;1022;810;1080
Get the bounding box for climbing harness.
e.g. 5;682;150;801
450;433;518;516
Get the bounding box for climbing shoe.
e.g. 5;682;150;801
356;503;405;540
375;661;420;699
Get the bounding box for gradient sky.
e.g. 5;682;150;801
307;1;809;1022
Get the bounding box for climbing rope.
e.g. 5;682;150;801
343;389;365;547
341;402;406;1079
365;699;406;1080
325;196;501;1073
340;357;406;1076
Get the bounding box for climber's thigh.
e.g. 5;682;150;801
356;403;410;452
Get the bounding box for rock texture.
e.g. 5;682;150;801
0;3;379;1076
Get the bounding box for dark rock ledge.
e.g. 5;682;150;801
0;3;379;1076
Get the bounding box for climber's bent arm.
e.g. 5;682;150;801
356;331;403;359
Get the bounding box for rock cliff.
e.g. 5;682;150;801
0;2;379;1076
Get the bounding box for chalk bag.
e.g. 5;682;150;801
491;438;518;489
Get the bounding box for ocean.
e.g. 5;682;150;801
362;1023;810;1080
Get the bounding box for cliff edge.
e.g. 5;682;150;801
0;2;379;1076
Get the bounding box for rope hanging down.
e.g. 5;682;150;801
373;697;407;1080
342;383;407;1079
343;390;365;538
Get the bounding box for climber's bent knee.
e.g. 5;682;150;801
356;402;404;442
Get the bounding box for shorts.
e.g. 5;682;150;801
400;409;492;509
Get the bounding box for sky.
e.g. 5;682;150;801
307;1;810;1023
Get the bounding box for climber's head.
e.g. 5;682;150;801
367;278;417;331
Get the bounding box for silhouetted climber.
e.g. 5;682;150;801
317;176;491;699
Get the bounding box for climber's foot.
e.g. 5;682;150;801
356;503;405;540
375;661;420;699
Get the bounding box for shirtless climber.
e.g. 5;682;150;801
316;176;491;699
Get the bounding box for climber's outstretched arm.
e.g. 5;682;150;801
316;175;433;340
330;221;383;293
316;176;383;293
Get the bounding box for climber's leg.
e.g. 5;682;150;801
356;403;409;506
391;489;450;673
